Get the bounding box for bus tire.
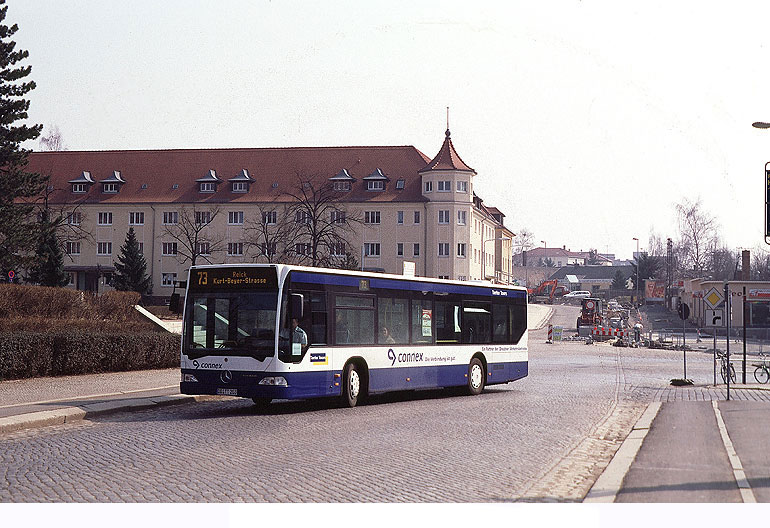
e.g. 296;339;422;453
252;397;272;409
342;362;363;407
467;357;485;396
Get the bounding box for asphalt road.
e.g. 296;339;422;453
0;304;747;502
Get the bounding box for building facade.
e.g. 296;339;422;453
26;129;515;298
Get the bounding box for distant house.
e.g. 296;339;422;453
518;247;586;267
548;265;635;295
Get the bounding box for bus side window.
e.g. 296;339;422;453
435;299;462;344
411;298;432;344
492;303;509;343
511;302;527;344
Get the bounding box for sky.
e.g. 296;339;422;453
10;0;770;260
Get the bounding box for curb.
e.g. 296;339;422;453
583;401;662;503
0;394;200;436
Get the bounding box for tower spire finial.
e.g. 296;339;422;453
446;106;451;137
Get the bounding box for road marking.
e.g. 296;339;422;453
712;400;757;503
0;386;178;410
583;401;661;503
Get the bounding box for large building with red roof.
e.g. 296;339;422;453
26;129;514;296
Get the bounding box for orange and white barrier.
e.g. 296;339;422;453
591;326;628;338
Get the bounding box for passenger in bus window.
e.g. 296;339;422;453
336;312;351;344
380;326;395;344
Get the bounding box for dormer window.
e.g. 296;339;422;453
196;169;221;193
333;181;351;191
229;169;254;193
99;171;125;194
68;171;95;194
103;183;118;193
329;168;355;192
363;168;388;192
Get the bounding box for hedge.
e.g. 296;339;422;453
0;330;181;380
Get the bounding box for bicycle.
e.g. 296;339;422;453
717;351;736;384
754;353;770;384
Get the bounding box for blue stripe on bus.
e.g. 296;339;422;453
181;361;527;400
290;271;527;299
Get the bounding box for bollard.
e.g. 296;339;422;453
547;324;553;344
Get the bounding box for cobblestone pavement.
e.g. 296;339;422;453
1;305;762;502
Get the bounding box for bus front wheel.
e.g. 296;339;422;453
342;362;363;407
467;358;485;396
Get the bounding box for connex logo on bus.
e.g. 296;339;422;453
192;360;223;369
387;348;423;366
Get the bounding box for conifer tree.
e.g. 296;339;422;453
113;227;152;294
0;0;46;276
27;208;69;287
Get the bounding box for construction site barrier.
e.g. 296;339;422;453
591;327;628;338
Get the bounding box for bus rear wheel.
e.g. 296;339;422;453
467;358;485;396
342;362;364;407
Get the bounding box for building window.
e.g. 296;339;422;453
457;243;466;258
163;211;178;225
66;241;81;255
367;180;385;191
395;179;405;190
333;181;351;191
364;243;381;257
97;242;112;255
162;242;178;256
232;182;248;193
129;212;145;225
138;242;144;254
438;243;450;257
414;211;420;224
438;275;450;280
456;181;468;193
72;183;87;193
228;242;244;256
228;211;244;225
330;242;346;257
413;243;420;257
97;212;112;226
196;242;210;255
260;242;277;257
424;181;433;193
438;210;450;224
397;243;404;257
438;181;451;192
295;211;311;224
458;275;468;281
102;183;118;193
331;210;346;224
67;212;82;225
199;182;216;193
397;211;404;224
162;273;177;287
262;211;277;225
364;211;381;224
67;272;76;285
457;211;467;225
195;211;212;225
294;243;311;256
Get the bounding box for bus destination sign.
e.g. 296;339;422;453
190;267;278;291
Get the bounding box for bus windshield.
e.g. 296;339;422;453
186;291;278;361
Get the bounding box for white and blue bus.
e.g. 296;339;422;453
180;264;528;407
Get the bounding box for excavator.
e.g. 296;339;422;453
527;280;568;304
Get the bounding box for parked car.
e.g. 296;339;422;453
564;290;591;299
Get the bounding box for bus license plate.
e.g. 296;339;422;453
217;388;238;396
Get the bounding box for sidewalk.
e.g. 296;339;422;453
586;384;770;503
0;368;195;435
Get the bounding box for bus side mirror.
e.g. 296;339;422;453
291;293;304;319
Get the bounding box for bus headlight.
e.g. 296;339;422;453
183;373;199;383
258;376;288;387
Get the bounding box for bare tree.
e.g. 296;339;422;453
647;230;666;257
243;206;294;263
513;227;534;254
38;124;65;151
34;184;92;263
162;206;224;267
284;174;361;268
675;197;718;277
752;246;770;280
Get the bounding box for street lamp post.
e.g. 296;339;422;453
541;240;546;267
751;122;770;246
633;237;639;306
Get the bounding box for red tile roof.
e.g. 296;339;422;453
27;146;432;205
419;129;475;174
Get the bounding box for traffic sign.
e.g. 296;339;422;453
8;270;14;280
677;303;690;320
705;309;724;327
704;287;724;309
